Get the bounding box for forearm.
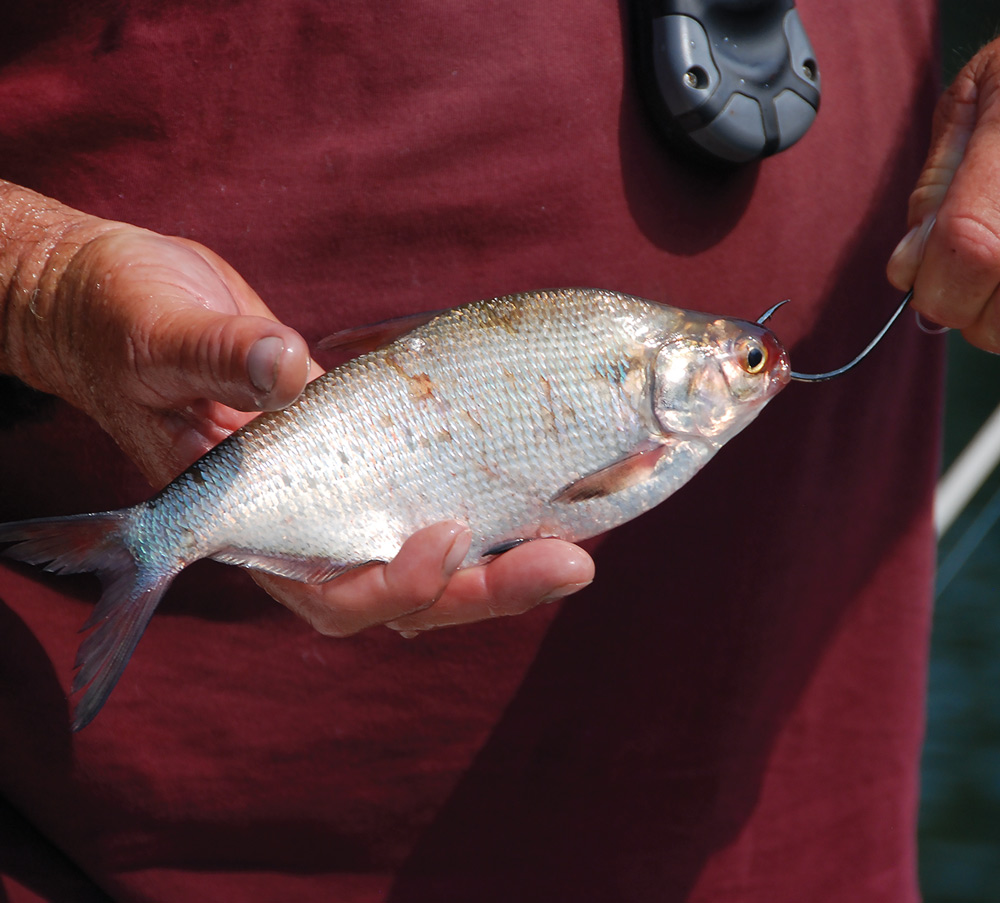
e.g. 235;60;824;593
0;180;121;396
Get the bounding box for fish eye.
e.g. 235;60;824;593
737;337;767;374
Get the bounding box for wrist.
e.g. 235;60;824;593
0;181;123;399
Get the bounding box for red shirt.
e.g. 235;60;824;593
0;2;941;900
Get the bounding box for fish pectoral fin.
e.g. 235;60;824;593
211;549;382;584
551;440;671;503
317;310;445;355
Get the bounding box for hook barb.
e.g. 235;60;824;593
756;299;790;325
789;290;914;382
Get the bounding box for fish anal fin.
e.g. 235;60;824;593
551;440;671;503
317;310;444;356
211;549;380;584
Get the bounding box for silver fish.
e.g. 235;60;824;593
0;288;790;728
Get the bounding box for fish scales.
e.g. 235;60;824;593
124;291;657;573
0;288;791;728
212;290;662;565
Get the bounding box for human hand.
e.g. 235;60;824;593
255;529;593;638
887;38;1000;351
7;224;316;482
1;186;593;635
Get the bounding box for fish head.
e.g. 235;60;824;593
650;316;790;443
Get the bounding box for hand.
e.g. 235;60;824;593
255;527;594;638
887;38;1000;351
14;226;316;482
1;187;594;635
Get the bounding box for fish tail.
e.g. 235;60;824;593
0;512;175;731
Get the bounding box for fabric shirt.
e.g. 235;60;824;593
0;2;941;900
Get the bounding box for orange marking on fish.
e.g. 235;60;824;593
538;376;557;433
483;302;524;334
478;462;502;480
408;372;435;400
385;353;436;400
460;409;484;433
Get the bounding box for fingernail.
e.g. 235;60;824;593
889;223;921;264
915;313;950;335
247;336;285;395
915;214;936;255
541;580;593;604
443;527;472;577
889;214;936;273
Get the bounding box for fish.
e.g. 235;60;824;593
0;288;791;729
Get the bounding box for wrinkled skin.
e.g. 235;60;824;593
0;194;593;638
888;37;1000;352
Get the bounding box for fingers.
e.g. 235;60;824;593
254;527;594;638
386;538;594;635
887;41;1000;351
253;522;472;637
916;76;1000;334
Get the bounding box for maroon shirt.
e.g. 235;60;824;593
0;2;941;900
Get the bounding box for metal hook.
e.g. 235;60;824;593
756;299;790;325
755;290;914;383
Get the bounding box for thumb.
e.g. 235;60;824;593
888;43;1000;328
886;65;975;292
137;306;312;413
68;229;314;412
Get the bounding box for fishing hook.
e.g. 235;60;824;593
756;290;914;382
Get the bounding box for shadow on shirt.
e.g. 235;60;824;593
384;46;941;903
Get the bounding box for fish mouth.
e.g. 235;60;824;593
760;330;792;388
771;350;792;389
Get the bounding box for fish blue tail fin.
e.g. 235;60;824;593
0;512;174;731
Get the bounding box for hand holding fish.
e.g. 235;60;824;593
0;183;314;482
0;183;594;658
888;37;1000;351
255;526;594;639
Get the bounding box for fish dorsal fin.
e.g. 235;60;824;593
317;309;445;356
550;439;671;503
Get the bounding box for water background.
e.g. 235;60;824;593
922;5;1000;900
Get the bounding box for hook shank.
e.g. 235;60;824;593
788;290;914;382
